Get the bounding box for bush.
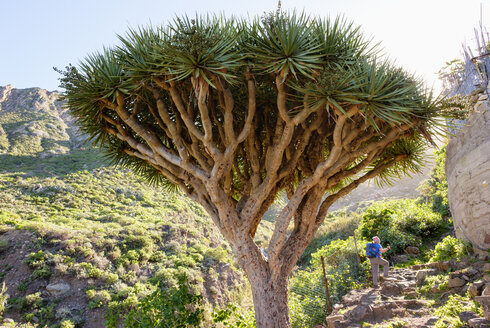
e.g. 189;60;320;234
299;211;362;266
434;294;482;328
418;146;450;217
0;282;8;316
289;237;370;328
212;302;256;328
60;319;76;328
358;199;447;255
124;275;204;328
419;274;449;295
87;289;112;309
429;236;471;262
24;250;52;279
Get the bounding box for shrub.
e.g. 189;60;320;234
125;250;140;263
124;275;204;328
299;211;362;266
203;247;229;267
429;236;471;262
105;272;119;284
289;237;370;328
149;250;165;262
24;250;52;279
60;319;76;328
32;266;51;279
434;294;482;328
358;199;447;255
419;274;449;295
25;292;43;309
86;289;97;299
212;302;256;328
80;262;104;279
87;289;112;309
24;250;48;267
0;282;8;316
418;146;450;217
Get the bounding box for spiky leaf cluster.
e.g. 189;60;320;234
58;11;459;202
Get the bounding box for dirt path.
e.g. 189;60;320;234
325;263;490;328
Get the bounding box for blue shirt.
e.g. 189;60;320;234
372;243;382;258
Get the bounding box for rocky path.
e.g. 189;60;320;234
325;260;490;328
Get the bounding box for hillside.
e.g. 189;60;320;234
0;85;467;328
0;85;275;327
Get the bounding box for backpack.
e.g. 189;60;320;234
366;243;378;258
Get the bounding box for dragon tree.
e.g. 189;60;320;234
59;12;458;327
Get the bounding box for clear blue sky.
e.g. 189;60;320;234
1;0;488;92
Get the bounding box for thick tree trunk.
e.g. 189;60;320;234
250;274;290;328
231;234;292;328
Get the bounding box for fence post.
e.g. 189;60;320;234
320;255;332;314
353;234;361;268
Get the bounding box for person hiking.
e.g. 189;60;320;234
366;236;390;288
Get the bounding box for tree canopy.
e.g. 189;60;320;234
58;11;461;327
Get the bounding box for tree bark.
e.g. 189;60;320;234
249;271;291;328
230;232;292;328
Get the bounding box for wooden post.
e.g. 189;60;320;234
353;234;361;268
320;255;332;314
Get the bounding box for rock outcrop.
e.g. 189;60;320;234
446;94;490;254
0;85;85;156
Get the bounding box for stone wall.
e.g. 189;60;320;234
446;94;490;254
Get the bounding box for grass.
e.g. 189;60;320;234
0;137;273;326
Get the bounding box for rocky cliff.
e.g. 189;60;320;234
0;85;84;157
446;93;490;254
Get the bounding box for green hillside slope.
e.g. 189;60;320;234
0;86;272;327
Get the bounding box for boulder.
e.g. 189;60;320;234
394;254;409;263
460;311;480;322
430;285;440;293
479;254;490;261
469;281;486;298
405;246;420;256
432;261;450;272
347;304;370;322
325;315;344;328
475;296;490;320
468;317;490;328
466;267;480;277
381;282;402;297
483;284;490;296
448;276;467;288
424;316;440;325
46;282;70;296
370;303;397;320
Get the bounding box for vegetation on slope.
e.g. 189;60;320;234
287;145;458;327
0;98;274;326
0;86;478;328
0;152;272;326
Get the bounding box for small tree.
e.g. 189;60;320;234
59;12;459;327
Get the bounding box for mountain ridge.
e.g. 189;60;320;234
0;85;85;157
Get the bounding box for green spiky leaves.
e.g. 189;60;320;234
58;10;460;191
247;12;324;79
